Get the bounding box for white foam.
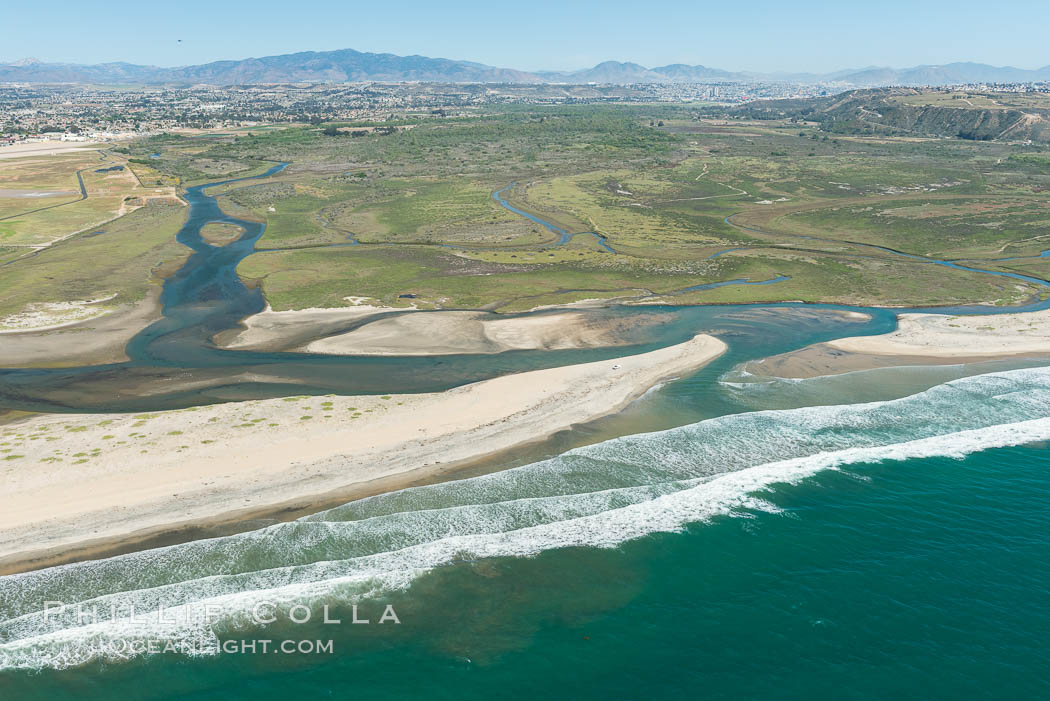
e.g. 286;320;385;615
5;366;1050;670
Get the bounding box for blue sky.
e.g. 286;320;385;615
5;0;1049;73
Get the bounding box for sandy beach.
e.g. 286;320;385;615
303;309;667;355
0;289;164;367
747;308;1050;379
0;333;726;573
213;303;406;351
216;305;670;355
828;309;1050;356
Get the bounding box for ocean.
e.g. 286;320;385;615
3;364;1050;698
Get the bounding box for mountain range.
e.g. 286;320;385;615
2;49;1049;86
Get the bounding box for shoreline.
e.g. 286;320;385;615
212;303;408;351
0;333;726;574
301;308;669;355
0;288;164;368
0;440;537;576
215;303;671;355
747;309;1050;379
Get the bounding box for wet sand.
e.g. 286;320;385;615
303;309;667;355
217;305;669;355
213;304;408;352
0;289;164;367
747;309;1050;379
747;343;1050;379
0;334;726;574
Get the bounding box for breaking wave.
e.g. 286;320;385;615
4;366;1050;670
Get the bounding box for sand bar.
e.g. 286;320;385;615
748;308;1050;379
828;309;1050;356
0;334;726;573
214;304;405;351
218;305;669;355
0;289;163;367
303;309;665;355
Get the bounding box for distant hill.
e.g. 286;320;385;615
650;64;752;82
537;61;672;84
534;61;754;84
0;58;167;83
167;49;541;84
839;62;1050;86
2;50;1049;86
0;49;541;84
733;87;1050;143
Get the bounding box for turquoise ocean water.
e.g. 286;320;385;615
5;157;1050;699
3;363;1050;699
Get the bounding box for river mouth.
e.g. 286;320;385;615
1;165;1048;415
5;164;1050;689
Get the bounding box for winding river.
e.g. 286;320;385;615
492;183;616;253
0;165;1047;415
7;165;1050;693
725;213;1050;308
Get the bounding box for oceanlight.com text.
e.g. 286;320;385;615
41;601;401;627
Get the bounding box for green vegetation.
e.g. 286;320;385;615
9;101;1050;320
1007;153;1050;170
199;221;246;246
214;107;1047;309
774;197;1050;259
0;202;189;319
127;133;268;186
734;87;1050;144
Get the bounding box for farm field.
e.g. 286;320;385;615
0;149;180;247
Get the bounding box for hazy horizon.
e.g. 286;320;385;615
6;0;1050;74
5;53;1050;76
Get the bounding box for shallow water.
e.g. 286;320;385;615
3;168;1050;697
3;366;1050;698
0;166;883;413
2;165;1048;415
491;182;616;252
